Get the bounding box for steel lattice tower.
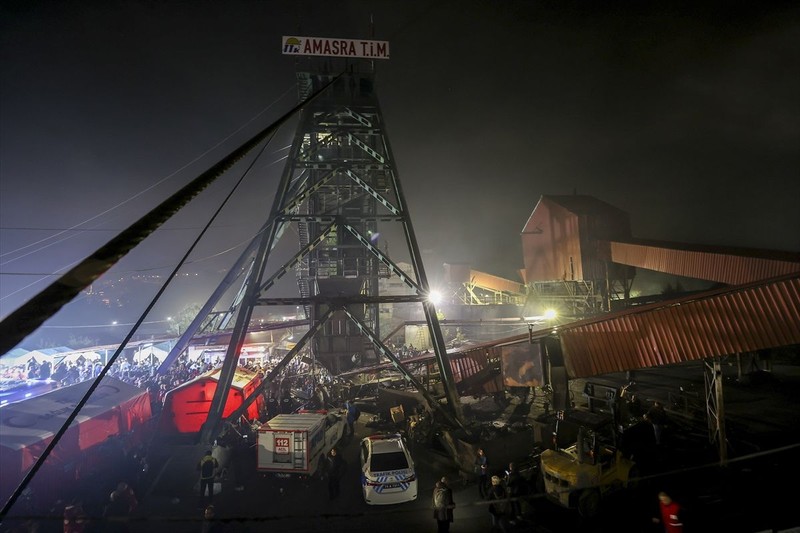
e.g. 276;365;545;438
197;67;463;441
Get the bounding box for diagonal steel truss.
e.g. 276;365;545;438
199;70;464;442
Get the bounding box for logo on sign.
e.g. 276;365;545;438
283;37;301;54
275;437;290;454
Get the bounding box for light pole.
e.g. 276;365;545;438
167;316;181;336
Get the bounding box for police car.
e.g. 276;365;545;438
359;433;418;505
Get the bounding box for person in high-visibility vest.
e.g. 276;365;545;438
197;450;219;507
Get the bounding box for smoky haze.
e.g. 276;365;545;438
1;1;798;347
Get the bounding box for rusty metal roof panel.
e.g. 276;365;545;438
560;273;800;378
607;240;800;285
449;347;504;393
469;270;525;294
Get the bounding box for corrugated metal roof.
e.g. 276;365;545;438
607;240;800;285
335;345;506;393
559;273;800;378
469;270;525;294
448;347;504;393
335;276;800;387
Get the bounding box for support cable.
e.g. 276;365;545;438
0;132;274;522
0;75;340;355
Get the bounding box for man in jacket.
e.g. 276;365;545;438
327;447;347;500
474;448;489;498
432;478;455;533
504;462;523;521
487;475;509;533
653;491;684;533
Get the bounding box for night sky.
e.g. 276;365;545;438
1;1;799;341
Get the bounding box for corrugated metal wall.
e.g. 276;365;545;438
559;273;800;378
521;195;635;284
521;199;584;282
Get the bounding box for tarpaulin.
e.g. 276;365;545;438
159;366;264;434
0;376;151;505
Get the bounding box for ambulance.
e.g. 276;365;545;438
256;409;346;478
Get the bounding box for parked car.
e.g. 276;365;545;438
359;433;418;505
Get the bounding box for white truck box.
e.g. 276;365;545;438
256;409;346;477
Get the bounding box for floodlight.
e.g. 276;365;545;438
427;290;442;305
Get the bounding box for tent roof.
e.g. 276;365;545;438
0;376;148;451
181;366;260;391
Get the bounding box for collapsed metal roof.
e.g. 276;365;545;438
558;272;800;377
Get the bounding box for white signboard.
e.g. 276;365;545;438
282;36;389;60
274;435;290;454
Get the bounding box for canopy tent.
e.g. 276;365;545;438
133;343;169;365
159;366;264;434
57;350;102;366
0;376;152;505
1;347;76;370
0;348;30;368
0;350;51;369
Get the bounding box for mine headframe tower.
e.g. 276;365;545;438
199;66;464;441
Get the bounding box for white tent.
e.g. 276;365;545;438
56;351;101;366
0;348;31;368
133;344;168;365
0;350;52;368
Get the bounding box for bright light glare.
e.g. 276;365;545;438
428;290;442;305
544;309;557;320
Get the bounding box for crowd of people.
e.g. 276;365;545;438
0;349;333;416
0;347;335;533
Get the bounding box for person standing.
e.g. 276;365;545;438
653;492;684;533
326;447;347;500
486;475;509;533
474;447;489;498
645;401;668;445
345;401;357;438
115;482;138;515
197;450;219;507
63;501;88;533
504;462;523;521
102;490;131;533
432;478;455;533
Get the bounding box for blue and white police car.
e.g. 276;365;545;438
359;433;418;505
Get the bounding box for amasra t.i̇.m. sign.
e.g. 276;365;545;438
282;36;390;59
